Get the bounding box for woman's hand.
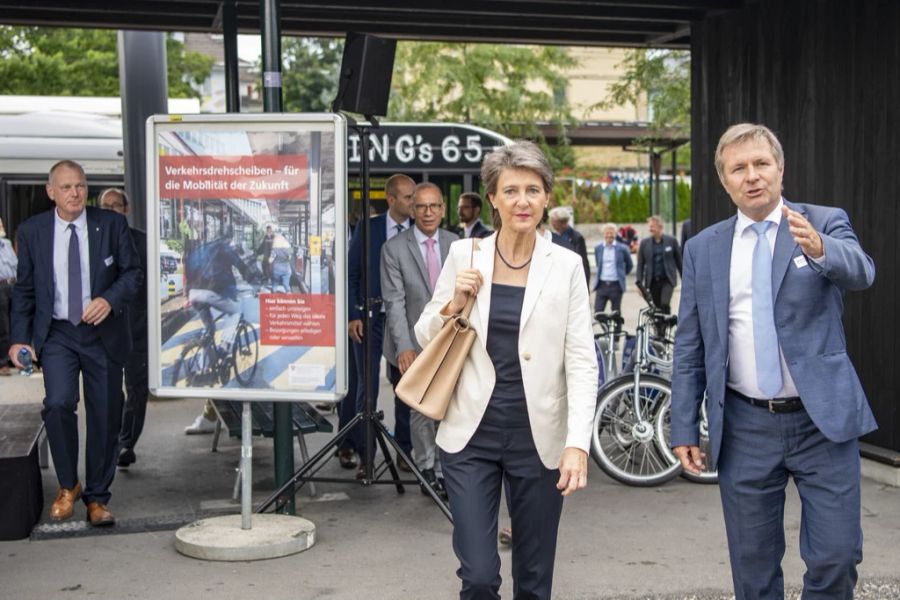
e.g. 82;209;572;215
556;447;588;497
448;268;484;314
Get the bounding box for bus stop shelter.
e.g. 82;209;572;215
1;0;897;462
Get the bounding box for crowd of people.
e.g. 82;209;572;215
0;122;878;600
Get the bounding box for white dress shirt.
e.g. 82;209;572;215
53;208;92;322
599;243;618;281
0;236;17;280
413;226;442;267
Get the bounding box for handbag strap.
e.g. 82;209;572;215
460;238;480;318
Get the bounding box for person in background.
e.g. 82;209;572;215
9;160;141;526
99;188;148;468
456;192;493;239
636;215;682;313
347;174;416;477
381;182;459;499
0;216;17;376
416;141;597;599
549;206;590;287
592;222;633;314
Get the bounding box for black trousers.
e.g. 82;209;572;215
593;281;623;313
118;348;148;451
0;281;12;367
41;320;124;505
441;422;564;600
649;278;674;314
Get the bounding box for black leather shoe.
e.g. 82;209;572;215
355;465;367;480
117;448;136;467
435;476;449;501
337;449;357;469
397;456;413;473
419;468;437;496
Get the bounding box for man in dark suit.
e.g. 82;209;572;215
549;206;590;287
99;188;147;468
672;123;876;599
636;215;682;313
9;160;141;526
347;173;415;477
381;183;458;499
455;192;493;239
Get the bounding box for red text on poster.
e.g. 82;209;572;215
259;294;335;346
159;155;309;200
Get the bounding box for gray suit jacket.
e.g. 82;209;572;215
380;226;459;364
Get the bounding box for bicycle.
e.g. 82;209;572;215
590;304;682;486
593;310;625;385
174;296;259;388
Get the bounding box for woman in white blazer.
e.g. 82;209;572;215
414;142;598;600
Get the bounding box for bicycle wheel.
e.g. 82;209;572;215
232;320;259;386
591;374;681;486
655;395;718;484
175;339;213;387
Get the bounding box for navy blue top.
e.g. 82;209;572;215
652;239;666;280
482;283;530;428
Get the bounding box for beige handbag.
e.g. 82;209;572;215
395;239;480;420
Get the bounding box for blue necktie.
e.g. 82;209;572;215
68;224;82;326
750;221;782;397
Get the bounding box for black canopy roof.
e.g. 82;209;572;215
0;1;742;49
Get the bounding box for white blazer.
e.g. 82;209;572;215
414;234;598;469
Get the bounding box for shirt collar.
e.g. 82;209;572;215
413;225;437;245
387;214;410;232
736;197;784;235
55;208;88;232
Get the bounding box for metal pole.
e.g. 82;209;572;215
670;149;677;237
260;0;294;514
223;0;240;113
260;0;283;113
241;402;252;529
360;126;374;478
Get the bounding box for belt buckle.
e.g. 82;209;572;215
767;400;776;413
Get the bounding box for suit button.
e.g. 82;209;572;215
523;352;532;361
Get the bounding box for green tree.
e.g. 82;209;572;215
281;37;344;112
388;42;578;170
597;49;691;168
0;26;213;99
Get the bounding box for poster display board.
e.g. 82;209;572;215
146;113;347;402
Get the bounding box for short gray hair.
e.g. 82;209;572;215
601;222;617;234
648;215;663;227
48;159;85;183
547;206;570;224
99;187;128;207
480;141;554;197
715;123;785;179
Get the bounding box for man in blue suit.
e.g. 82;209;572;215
671;124;876;599
9;160;141;526
347;173;415;477
592;222;633;313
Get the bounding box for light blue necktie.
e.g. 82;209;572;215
750;221;783;398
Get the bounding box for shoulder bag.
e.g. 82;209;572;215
395;238;480;420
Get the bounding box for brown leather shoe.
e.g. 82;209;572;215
86;502;115;527
49;483;82;520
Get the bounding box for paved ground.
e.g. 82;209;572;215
1;273;899;599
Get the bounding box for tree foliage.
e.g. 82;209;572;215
599;49;690;136
388;42;578;170
0;26;213;98
280;37;344;112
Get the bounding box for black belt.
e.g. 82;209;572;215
728;387;804;413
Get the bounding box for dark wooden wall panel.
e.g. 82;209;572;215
691;0;900;451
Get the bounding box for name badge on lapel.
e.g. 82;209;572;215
793;255;808;269
665;246;673;253
104;255;114;267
